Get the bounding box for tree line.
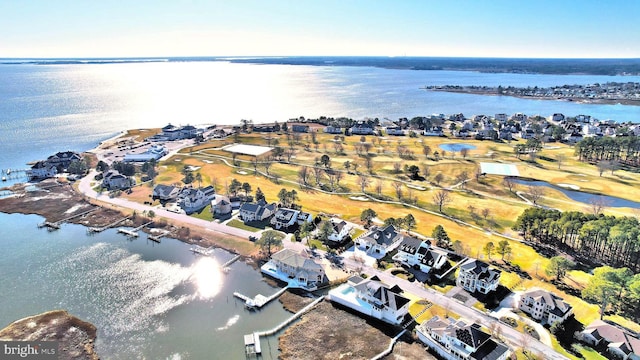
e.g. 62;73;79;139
513;207;640;272
575;136;640;167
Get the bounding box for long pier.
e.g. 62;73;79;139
244;295;325;355
222;254;242;270
88;216;130;233
117;221;153;238
38;208;98;230
234;285;289;309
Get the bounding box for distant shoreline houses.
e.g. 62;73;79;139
27;151;83;180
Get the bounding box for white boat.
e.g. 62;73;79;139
190;245;214;256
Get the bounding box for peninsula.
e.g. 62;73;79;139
424;82;640;105
2;115;640;359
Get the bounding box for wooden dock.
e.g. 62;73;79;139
117;221;153;238
37;208;97;231
244;295;325;354
88;216;130;233
222;254;242;272
148;229;170;243
233;285;289;309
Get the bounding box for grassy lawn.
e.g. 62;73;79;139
190;205;213;221
226;219;262;233
574;344;607;360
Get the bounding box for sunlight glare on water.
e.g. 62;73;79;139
190;256;223;300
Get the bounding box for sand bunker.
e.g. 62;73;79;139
557;183;580;190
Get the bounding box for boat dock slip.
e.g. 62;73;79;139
88;216;130;233
190;245;213;255
233;285;289;309
149;229;170;243
38;208;98;230
244;295;325;354
117;221;153;238
244;333;261;356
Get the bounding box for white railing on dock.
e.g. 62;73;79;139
234;285;289;309
222;254;241;268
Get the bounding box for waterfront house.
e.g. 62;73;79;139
423;126;444;137
124;144;167;162
449;113;466;122
28;161;58;180
261;248;326;290
239;199;276;223
355;224;402;257
210;194;232;216
580;320;640;360
328;275;411;326
385;126;405;136
46;151;82;170
416;315;511;360
102;169;135;190
494;113;508;123
152;184;180;201
177;186;215;214
270;208;313;230
518;288;573;325
549;113;565;123
456;259;501;295
392;237;448;274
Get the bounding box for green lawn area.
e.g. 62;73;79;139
575;344;607;360
226;219;262;233
190;205;213;221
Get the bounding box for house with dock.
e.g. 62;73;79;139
456;259;501;295
46;151;82;170
416;315;511;360
392;237;448;274
27;161;58;180
518;288;573;325
261;249;326;290
328;275;410;326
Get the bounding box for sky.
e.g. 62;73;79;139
1;0;639;58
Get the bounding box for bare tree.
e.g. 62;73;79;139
460;148;469;159
503;177;515;193
556;153;567;169
433;189;451;212
285;147;296;162
363;142;372;154
357;174;371;193
298;166;309;186
455;171;469;190
375;180;383;196
325;169;337;191
422;145;431;159
481;208;490;220
263;158;273;175
589;196;611;215
312;166;324;185
527;185;545;205
391;181;403;201
334;171;344;187
421;163;430;180
433;173;444;186
364;156;374;174
393;162;402;174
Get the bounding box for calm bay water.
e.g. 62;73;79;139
0;213;289;359
2;60;640;358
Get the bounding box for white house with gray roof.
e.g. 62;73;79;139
152;184;180;201
417;315;511;360
456;259;501;295
580;320;640;360
518;288;573;325
239;199;276;223
177;186;215;214
328;275;411;325
355;224;403;257
261;249;326;290
392;237;448;274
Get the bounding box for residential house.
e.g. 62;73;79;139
355;224;402;256
210;194;232;216
449;113;466;122
271;208;313;230
152;184;180;201
456;259;501;295
322;218;352;243
518;288;573;325
27;161;57;180
324;125;344;134
350;122;376;135
239;199;276;223
582;124;602;137
392;237;448;274
46;151;82;170
549;113;565;123
261;248;326;290
253;125;277;132
177;186;215;214
124;144;167;162
385;126;405;136
576;114;592;123
564;131;584;144
494;113;508;123
416;315;511;360
581;320;640;360
328;275;411;326
423;126;444;137
291;124;310;133
510;113;528;123
102;170;135;190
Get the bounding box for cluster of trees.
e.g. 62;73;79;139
575;136;640;167
513;208;640;271
582;265;640;320
228;178;252;197
277;188;299;208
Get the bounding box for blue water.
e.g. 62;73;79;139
2;61;640;172
438;143;477;152
513;179;640;209
0;213;289;359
